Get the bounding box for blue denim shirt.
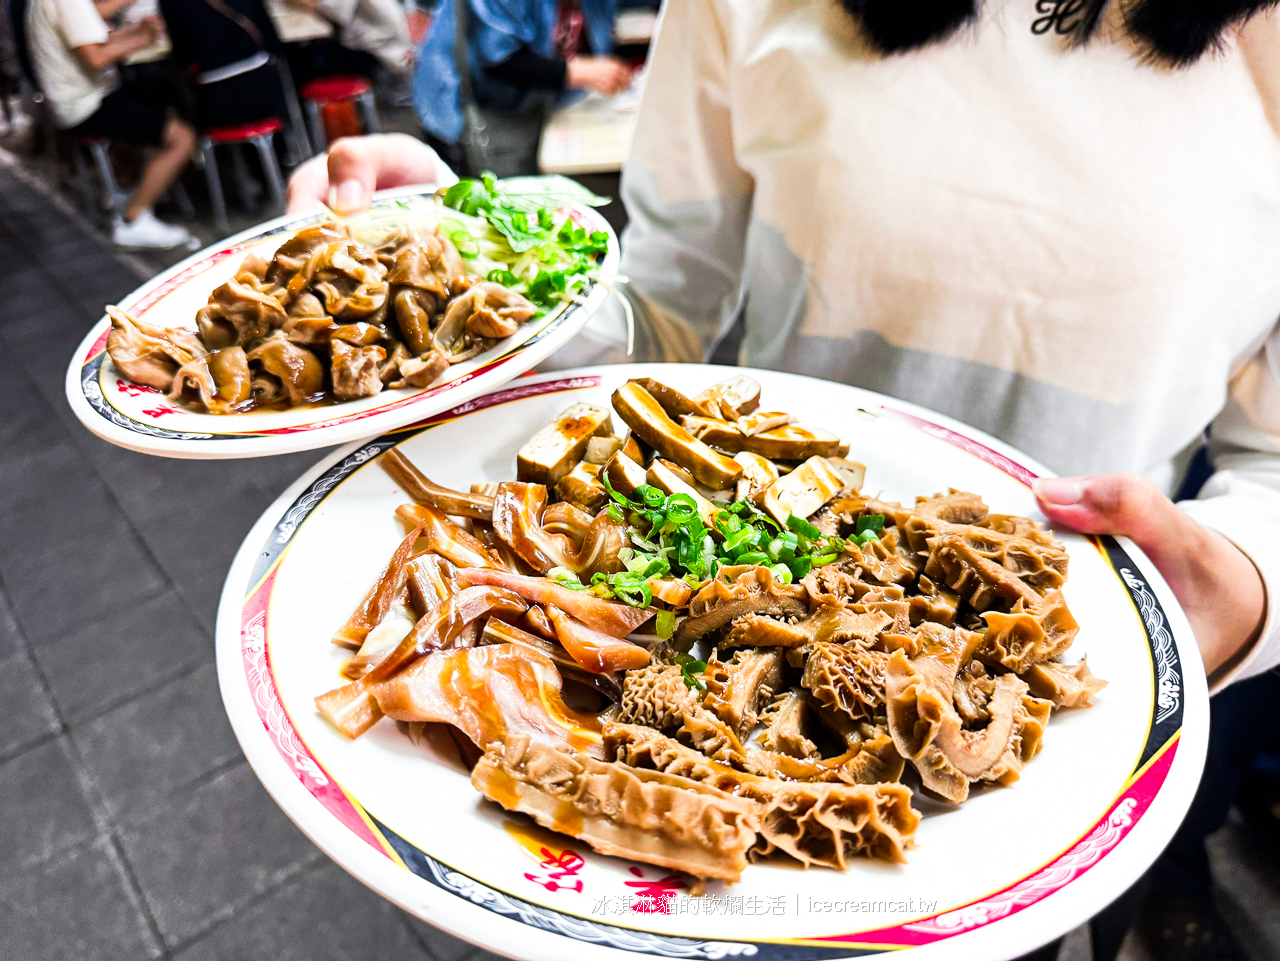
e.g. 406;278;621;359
413;0;616;143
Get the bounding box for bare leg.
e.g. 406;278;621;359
124;115;196;222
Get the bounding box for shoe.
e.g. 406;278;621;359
1137;896;1248;961
112;210;197;250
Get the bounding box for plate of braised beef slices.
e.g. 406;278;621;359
215;363;1208;961
65;179;619;459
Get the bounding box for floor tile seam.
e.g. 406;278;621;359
159;850;328;957
59;654;210;729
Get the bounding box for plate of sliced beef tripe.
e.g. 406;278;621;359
214;363;1208;961
65;177;618;459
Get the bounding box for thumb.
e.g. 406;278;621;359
324;138;379;215
325;133;456;216
1032;472;1187;552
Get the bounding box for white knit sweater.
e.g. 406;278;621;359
549;0;1280;687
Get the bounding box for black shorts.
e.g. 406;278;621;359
67;82;173;147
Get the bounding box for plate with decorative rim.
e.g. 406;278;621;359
214;363;1208;961
64;186;619;460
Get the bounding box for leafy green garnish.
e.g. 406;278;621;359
439;173;611;310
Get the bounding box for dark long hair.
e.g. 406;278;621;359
841;0;1280;65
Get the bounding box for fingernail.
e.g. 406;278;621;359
1032;477;1085;506
331;178;364;214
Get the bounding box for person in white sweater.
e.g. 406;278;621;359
288;3;1280;953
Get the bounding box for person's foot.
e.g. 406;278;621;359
112;211;198;250
1138;896;1248;961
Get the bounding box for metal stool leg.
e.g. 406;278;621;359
201;138;229;236
304;101;326;152
251;134;286;217
68;143;99;220
229;143;260;211
169;181;196;220
87;141;127;220
356;91;379;133
273;56;313;163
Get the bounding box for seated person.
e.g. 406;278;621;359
23;0;196;248
413;0;632;176
158;0;287;130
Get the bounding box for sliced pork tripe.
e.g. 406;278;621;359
396;503;505;569
343;554;456;681
473;735;759;883
516;403;614;485
380;448;495;520
455;567;654;637
316;585;527;738
604;722;919;868
479;617;622;700
672;565;808;648
610;381;743;489
885;623;1050;803
369;645;605;756
331;525;421;650
544;604;650;672
491;482;626;577
105;306;207;392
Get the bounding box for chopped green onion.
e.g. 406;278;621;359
665;493;698;525
655;610;676;639
811;551;839;566
768;563;793;584
786;514;824;540
736;551;769;567
787;555;814;580
637;485;665;508
856;514;886;536
547;566;586;590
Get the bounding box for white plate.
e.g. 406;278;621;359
65;187;619;460
215;364;1208;961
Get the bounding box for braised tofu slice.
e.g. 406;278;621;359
646;459;719;526
695;375;761;419
685;417;848;460
620;431;649;465
584;435;623;465
516;403;613;485
736;410;797;436
611;382;743;489
759;456;864;524
555;461;608;512
626;378;709;418
602;450;649;499
734;451;781;502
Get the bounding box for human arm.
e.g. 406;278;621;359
72;15;159;70
93;0;136;20
1033;327;1280;684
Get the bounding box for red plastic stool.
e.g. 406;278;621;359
300;75;379;150
199;117;285;235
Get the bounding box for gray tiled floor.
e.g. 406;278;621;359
0;157;1275;961
0;163;501;961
